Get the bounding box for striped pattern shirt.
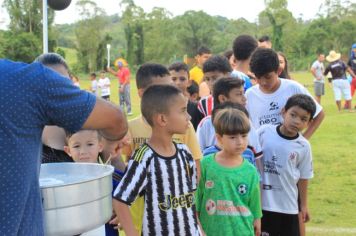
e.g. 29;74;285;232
113;142;200;236
197;95;214;117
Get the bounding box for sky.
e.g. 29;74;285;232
0;0;325;29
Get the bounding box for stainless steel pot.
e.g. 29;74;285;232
39;163;114;236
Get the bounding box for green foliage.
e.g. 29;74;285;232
56;47;66;59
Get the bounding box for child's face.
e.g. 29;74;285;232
256;71;280;94
278;54;286;72
170;70;189;93
90;75;96;81
204;71;229;92
197;53;212;66
281;106;311;137
100;73;105;78
216;133;248;156
64;130;103;163
165;93;191;134
226;87;246;106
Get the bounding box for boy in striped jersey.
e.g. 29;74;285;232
114;85;201;236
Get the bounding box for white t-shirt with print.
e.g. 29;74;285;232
311;60;325;83
98;77;111;96
196;115;262;159
257;124;313;214
245;79;322;129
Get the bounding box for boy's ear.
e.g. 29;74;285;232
138;88;145;98
63;146;71;156
154;113;167;127
215;133;223;144
281;108;286;118
218;94;227;104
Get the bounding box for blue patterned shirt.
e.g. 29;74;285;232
0;60;96;235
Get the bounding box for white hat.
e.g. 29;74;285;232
326;50;341;62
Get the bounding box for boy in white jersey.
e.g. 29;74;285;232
246;48;324;140
113;85;201;236
257;94;316;236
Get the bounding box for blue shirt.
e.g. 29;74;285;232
231;70;253;91
0;60;96;235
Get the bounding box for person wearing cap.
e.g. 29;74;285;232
324;50;356;111
107;61;132;115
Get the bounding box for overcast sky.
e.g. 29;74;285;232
1;0;325;29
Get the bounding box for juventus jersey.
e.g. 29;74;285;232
114;142;200;236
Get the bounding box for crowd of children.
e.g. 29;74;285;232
40;35;356;236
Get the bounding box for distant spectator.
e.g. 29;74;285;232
258;35;272;49
278;51;292;80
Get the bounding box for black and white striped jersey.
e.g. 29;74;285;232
114;142;200;236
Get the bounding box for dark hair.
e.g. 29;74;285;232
168;62;189;74
213;77;245;106
136;63;170;89
213;108;250;136
250;48;279;78
141;84;182;126
232;35;258;61
197;46;211;56
284;94;316;120
187;80;199;96
90;72;96;77
203;55;232;74
277;51;291;80
35;53;68;69
258;35;270;43
211;101;249;122
223;50;234;60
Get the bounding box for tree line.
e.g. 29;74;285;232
0;0;355;73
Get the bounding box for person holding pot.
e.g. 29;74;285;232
324;50;356;111
0;58;128;235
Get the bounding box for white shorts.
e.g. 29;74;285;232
332;79;351;101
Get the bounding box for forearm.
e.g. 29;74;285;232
298;179;308;209
347;67;356;78
83;98;128;141
303;110;324;139
113;199;139;236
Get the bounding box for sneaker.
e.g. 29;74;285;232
127;112;133;116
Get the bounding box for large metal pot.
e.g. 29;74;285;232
39;163;114;236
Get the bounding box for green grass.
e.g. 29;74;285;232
80;72;356;234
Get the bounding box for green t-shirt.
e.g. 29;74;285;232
196;153;262;236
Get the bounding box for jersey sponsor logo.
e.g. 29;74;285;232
206;200;252;216
258;113;281;126
269;102;279;111
206;199;216;215
237;183;248;196
264;160;281;175
205;180;214;189
158;192;195;211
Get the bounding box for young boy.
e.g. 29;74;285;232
190;46;212;85
122;63;202;234
258;94;316;236
246;48;325;139
198;55;232;117
64;129;103;163
196;108;262;236
114;84;201;235
231;35;258;90
98;71;111;101
89;72;98;95
197;78;262;162
187;80;200;102
169;62;204;130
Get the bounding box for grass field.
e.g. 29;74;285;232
80;72;356;235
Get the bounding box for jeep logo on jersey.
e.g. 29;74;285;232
159;193;194;211
269;102;279;111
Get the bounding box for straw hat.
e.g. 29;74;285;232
326;50;341;62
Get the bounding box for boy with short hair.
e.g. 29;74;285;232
258;94;316;236
231;34;258;90
246;48;324;139
187;80;200;102
189;46;212;85
198;55;232;117
89;72;98;95
122;63;202;234
114;85;201;236
98;71;111;101
310;53;325;104
196;108;262;236
169;62;203;130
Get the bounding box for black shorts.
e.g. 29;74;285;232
102;95;110;101
261;210;300;236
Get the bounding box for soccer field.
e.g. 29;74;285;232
81;71;356;235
